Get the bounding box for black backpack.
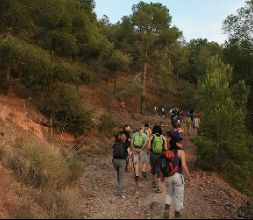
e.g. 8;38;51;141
113;142;126;159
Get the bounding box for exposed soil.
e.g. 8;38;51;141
78;123;250;219
0;85;252;219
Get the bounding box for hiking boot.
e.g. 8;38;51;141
164;204;170;219
155;188;162;193
151;181;157;188
175;211;182;219
119;194;127;199
164;211;170;219
135;176;139;183
142;171;147;178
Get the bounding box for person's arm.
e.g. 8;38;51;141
147;135;153;151
179;150;191;180
131;133;135;148
142;133;148;148
163;135;168;150
127;147;133;156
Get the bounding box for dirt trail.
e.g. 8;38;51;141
79;127;248;219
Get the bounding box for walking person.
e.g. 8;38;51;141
131;126;148;183
186;116;192;136
147;125;168;193
193;111;201;135
163;137;191;219
123;124;132;172
141;123;153;178
112;132;133;199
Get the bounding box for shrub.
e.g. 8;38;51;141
7;139;72;188
41;83;92;135
37;187;84;219
99;113;119;135
67;159;84;182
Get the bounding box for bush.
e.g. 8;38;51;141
37;187;84;219
0;71;9;94
99;113;119;135
67;159;84;182
7;139;83;189
41;83;92;135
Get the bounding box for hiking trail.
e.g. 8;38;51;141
78;122;249;219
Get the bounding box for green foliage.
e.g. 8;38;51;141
108;49;131;72
187;38;223;84
196;56;253;195
223;0;253;45
0;72;10;94
99;113;119;135
222;0;253;133
37;187;84;219
67;159;84;182
7;139;70;188
42;83;92;135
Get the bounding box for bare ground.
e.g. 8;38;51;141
0;90;252;219
78;131;249;219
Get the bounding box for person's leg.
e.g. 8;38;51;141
164;176;174;218
113;159;120;195
150;153;157;187
125;156;129;172
118;160;127;196
154;154;162;193
174;173;185;217
133;153;140;182
140;149;148;178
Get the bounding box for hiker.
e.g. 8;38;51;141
153;105;159;117
120;100;127;112
131;126;148;183
123;124;132;172
112;131;133;198
186;116;192;136
161;107;166;118
193;111;200;134
144;123;152;138
169;122;183;143
147;125;168;193
188;109;194;124
170;107;179;128
142;123;153;178
162;137;191;219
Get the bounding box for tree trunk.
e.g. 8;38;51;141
113;71;117;94
140;44;148;114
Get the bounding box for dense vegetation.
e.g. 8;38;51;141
0;0;252;195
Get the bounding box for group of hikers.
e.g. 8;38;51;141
154;106;201;134
169;107;201;136
112;118;192;219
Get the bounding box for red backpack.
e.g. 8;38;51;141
160;150;180;177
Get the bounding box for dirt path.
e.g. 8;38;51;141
79;132;248;219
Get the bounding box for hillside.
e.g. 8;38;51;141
0;81;252;219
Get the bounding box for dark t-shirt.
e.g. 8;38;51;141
123;130;131;148
113;141;129;159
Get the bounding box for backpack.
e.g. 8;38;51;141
151;134;164;153
133;133;144;148
113;142;126;159
160;150;180;177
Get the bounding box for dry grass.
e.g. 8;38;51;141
36;187;84;219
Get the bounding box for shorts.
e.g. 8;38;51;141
140;149;149;163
